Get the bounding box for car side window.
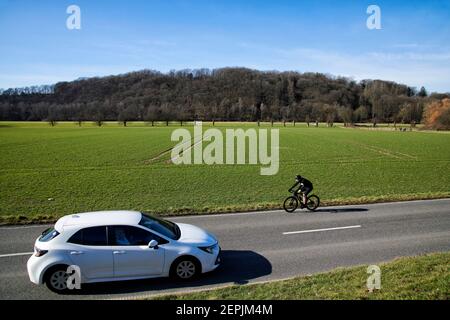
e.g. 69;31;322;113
108;226;167;246
67;226;107;246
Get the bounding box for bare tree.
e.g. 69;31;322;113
338;106;353;127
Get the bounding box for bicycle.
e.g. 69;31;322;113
283;189;320;212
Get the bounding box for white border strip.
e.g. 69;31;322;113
283;225;361;235
0;252;33;258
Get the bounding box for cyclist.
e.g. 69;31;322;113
289;175;313;206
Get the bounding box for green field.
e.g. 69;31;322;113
152;252;450;300
0;121;449;224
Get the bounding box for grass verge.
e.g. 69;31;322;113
1;192;449;225
152;252;450;300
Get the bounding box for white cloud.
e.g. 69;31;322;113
391;43;420;48
2;42;449;93
367;52;450;61
241;44;450;92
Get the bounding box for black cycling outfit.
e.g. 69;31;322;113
291;177;313;196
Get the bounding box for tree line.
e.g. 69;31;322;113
0;68;449;125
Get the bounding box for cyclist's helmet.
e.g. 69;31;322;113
296;175;302;181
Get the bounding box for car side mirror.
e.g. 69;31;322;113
148;240;159;249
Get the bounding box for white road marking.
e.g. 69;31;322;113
283;225;361;235
0;252;33;258
169;209;282;220
0;224;50;230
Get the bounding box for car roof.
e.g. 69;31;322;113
55;210;142;231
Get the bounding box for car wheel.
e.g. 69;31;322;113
171;257;200;281
45;266;69;293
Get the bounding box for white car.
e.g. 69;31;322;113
27;211;221;293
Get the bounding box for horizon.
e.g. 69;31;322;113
1;67;445;94
1;0;449;92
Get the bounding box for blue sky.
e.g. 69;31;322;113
0;0;449;92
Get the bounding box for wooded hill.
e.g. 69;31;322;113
1;68;449;124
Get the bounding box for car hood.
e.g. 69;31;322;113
176;223;217;246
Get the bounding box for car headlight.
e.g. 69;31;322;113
199;243;217;254
34;247;48;257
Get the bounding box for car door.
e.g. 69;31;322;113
66;226;114;280
109;225;165;278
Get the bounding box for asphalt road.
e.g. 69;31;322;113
0;199;449;300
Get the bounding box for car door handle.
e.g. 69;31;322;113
70;251;84;255
113;250;126;255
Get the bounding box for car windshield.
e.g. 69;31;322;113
39;227;60;242
139;213;180;240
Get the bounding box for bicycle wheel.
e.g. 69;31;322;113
306;195;320;211
283;196;299;213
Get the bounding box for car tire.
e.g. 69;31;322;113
170;256;200;281
44;265;70;293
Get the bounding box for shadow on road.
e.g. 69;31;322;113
66;250;272;296
314;207;369;214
